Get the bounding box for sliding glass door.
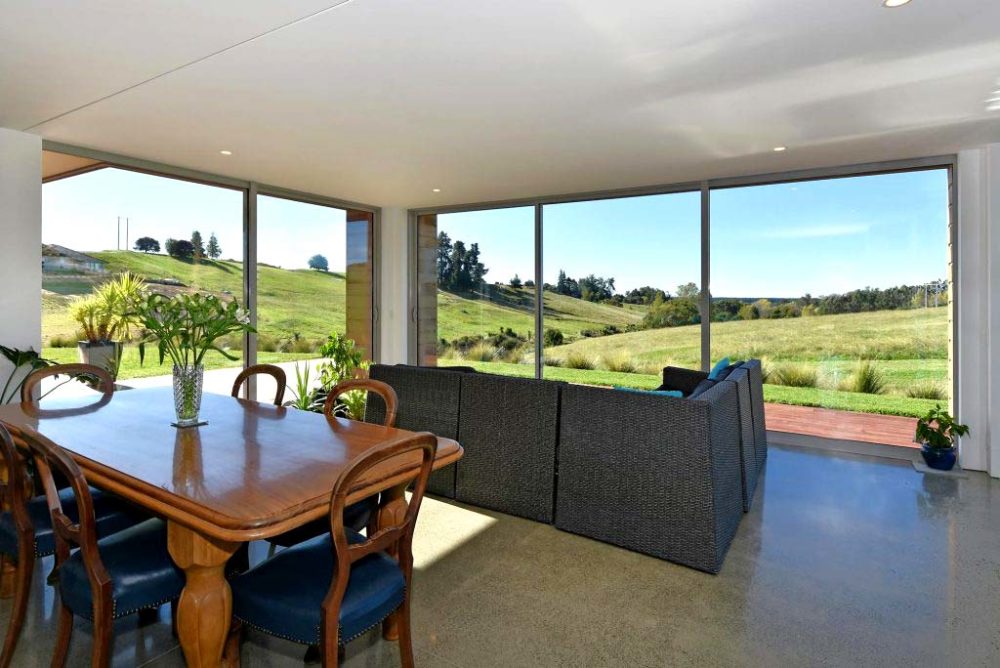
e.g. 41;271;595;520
541;192;700;387
710;169;951;422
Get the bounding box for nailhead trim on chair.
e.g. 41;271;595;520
234;587;405;647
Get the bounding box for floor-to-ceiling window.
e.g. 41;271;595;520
413;160;954;445
541;192;701;386
42;165;245;381
422;206;536;376
710;169;951;422
39;150;377;396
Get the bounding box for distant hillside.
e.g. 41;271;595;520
44;251;643;346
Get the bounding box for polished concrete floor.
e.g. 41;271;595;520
1;445;998;667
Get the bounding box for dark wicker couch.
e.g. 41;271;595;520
364;361;764;574
661;360;768;511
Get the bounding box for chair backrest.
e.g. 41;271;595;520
16;425;110;593
20;364;114;406
321;432;437;644
0;424;34;551
231;364;287;406
323;379;398;428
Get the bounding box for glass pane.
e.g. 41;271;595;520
426;207;537;375
42;166;244;386
256;196;372;403
541;192;701;387
710;169;950;439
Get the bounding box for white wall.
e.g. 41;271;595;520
956;144;1000;476
0;128;42;404
378;207;410;364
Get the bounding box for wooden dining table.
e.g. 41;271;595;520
0;386;462;668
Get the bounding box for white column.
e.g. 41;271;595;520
957;144;1000;476
378;207;410;364
0;128;42;404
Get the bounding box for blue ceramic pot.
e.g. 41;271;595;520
921;443;956;471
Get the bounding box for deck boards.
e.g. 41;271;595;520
765;403;918;448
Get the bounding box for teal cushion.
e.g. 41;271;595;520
708;357;731;379
613;386;683;398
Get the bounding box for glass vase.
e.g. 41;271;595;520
172;364;205;427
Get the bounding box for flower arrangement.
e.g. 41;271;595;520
136;292;253;368
136;292;254;426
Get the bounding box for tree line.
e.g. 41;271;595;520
135;231;222;261
437;232;947;332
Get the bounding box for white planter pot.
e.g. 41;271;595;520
77;341;121;378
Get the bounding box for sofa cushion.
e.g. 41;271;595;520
688;378;718;398
708;357;731;379
615;386;683;398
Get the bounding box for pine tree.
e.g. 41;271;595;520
206;232;221;260
190;230;205;261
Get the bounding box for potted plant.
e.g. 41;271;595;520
70;272;147;379
136;292;254;427
914;404;969;471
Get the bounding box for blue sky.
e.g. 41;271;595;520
44;167;948;298
441;169;949;298
43;168;346;271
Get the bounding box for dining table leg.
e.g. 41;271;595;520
167;521;239;668
377;482;409;642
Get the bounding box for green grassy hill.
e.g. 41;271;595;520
43;251;347;346
436;286;644;342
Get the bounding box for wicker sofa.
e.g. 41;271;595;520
660;360;768;511
365;361;766;574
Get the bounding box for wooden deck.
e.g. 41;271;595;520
765;403;918;448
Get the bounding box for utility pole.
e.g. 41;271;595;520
117;216;121;250
126;217;129;251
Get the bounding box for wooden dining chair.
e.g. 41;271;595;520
230;432;437;667
323;378;398;428
20;363;114;406
231;364;287;406
17;425;186;668
0;369;146;667
267;379;399;549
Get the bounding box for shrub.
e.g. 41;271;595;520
48;333;77;348
565;351;595;370
166;238;195;260
463;342;498;362
291;338;317;354
772;364;818;388
602;353;638;373
258;335;280;353
543;328;564;347
841;360;886;395
543;356;564;367
907;383;947;400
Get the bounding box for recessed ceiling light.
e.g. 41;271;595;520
219;149;232;156
773;146;787;152
882;0;912;7
432;188;441;192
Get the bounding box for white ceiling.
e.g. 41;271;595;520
3;0;1000;208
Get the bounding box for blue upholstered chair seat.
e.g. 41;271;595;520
232;530;405;646
0;487;145;560
58;518;184;621
268;497;377;547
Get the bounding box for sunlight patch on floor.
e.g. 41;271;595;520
411;495;497;570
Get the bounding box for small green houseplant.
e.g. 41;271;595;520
137;292;254;427
914;404;969;471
